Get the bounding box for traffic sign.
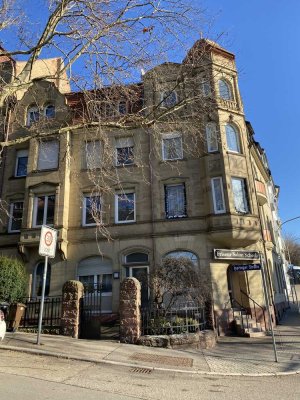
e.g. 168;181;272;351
38;225;57;258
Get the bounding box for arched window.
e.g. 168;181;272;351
27;105;39;126
225;124;241;153
125;252;149;264
33;262;51;297
218;79;232;100
161;91;178;108
44;104;55;118
206;122;218;152
164;251;198;266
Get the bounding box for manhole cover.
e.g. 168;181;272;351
131;353;193;367
130;367;152;374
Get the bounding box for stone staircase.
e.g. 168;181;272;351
233;308;267;337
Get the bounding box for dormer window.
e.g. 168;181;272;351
44;104;55;118
218;79;232;100
161;91;178;108
27;105;39;126
118;100;127;115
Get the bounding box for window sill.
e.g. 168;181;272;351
165;215;188;219
9;175;26;180
115;163;136;168
32;168;58;173
160;158;186;164
226;151;245;157
115;220;136;224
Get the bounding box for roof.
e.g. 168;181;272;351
183;38;235;64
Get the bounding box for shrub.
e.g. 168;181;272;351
0;256;28;303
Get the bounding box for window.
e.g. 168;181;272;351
8;201;23;232
115;137;134;166
165;183;187;219
83;195;101;226
206;123;218;152
218;79;232;100
225;124;241;153
44;104;55;118
115;192;135;223
165;250;198;266
162;133;183;161
232;177;249;213
33;262;51;297
211;177;226;214
27;105;39;126
15;149;28;177
161;91;178;108
33;195;55;227
78;257;113;312
118;100;127;115
37;140;59;170
125;252;149;264
84;140;101;169
201;79;211;96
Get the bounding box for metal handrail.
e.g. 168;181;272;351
230;296;249;331
240;289;266;331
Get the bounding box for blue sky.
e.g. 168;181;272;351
200;0;300;238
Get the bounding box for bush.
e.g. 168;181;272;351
0;256;28;303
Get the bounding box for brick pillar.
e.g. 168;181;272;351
61;280;84;338
119;277;141;344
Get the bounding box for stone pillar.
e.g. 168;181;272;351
61;280;84;338
119;277;141;344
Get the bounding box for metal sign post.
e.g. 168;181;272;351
37;225;57;345
260;253;278;363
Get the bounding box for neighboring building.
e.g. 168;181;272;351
0;39;289;334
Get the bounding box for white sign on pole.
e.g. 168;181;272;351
38;225;57;258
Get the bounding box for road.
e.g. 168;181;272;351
0;350;300;400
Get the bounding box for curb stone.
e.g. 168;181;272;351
0;344;299;377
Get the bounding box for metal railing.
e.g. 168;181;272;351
141;302;206;336
240;289;266;330
20;296;62;329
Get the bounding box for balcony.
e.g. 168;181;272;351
218;98;239;111
255;180;268;206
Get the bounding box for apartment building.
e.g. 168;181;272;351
0;39;288;334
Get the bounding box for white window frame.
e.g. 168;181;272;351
27;105;39;126
82;194;102;226
84;140;102;169
161;90;178;108
32;194;55;227
206;122;218;153
162;132;183;161
231;177;250;214
15;149;29;177
165;183;187;219
115;191;136;224
8;201;24;233
37;140;59;170
225;124;241;154
218;79;233;100
211;177;226;214
115;137;134;166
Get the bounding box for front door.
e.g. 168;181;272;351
128;266;149;307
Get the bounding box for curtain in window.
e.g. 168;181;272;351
165;184;186;218
226;125;240;152
219;80;232;100
232;178;249;213
212;178;225;213
163;136;182;160
37;140;59;170
206;123;218;152
85;141;101;169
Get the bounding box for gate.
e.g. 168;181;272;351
79;287;119;340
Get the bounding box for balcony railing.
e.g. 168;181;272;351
218;98;239;110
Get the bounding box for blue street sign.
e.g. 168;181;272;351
232;264;261;272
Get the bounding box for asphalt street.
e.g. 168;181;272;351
0;350;300;400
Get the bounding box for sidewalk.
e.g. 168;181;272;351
0;305;299;376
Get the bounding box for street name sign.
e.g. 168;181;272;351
214;249;260;261
38;225;58;258
232;264;261;272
